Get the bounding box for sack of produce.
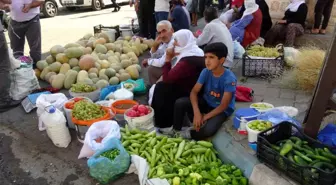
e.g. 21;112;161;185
69;84;101;102
124;79;147;94
87;138;131;184
78;120;121;159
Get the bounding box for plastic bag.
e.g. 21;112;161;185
124;79;147;94
100;85;121;100
233;40;245;59
148;84;156;106
284;47;300;67
257;109;301;128
87;138;131;184
8;48;21;70
78;120;121;159
10;67;40;100
36;93;68;131
318;123;336;149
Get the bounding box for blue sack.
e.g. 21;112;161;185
257;109;301;128
318;123;336;150
99;85;121;100
87;138;131;184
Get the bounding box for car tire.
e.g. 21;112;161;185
66;7;77;11
92;0;102;11
42;0;58;17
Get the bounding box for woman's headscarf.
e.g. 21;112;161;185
285;0;305;12
242;0;259;18
172;29;204;67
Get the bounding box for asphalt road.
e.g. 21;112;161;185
0;5;144;185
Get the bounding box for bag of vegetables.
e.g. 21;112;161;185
87;138;131;184
69;84;101;102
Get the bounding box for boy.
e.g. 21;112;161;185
172;42;237;140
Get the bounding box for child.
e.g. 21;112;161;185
172;42;237;140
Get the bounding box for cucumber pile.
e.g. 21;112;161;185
271;136;336;173
120;125;247;185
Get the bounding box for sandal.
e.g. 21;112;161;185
319;29;326;35
311;29;320;34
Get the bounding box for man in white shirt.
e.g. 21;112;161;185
142;20;174;85
195;6;234;68
154;0;169;24
1;0;21;112
8;0;44;64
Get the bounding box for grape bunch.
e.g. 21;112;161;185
247;45;280;58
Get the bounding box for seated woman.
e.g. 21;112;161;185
172;43;237;140
264;0;307;46
151;29;205;134
229;0;262;47
238;0;272;38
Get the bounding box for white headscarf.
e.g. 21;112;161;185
172;29;204;67
242;0;259;18
285;0;305;12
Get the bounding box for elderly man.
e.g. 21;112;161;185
195;7;234;68
143;20;174;85
8;0;44;64
0;0;21;112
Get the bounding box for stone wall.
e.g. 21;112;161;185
265;0;336;33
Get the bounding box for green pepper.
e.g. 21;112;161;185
293;150;313;162
287;153;295;162
306;154;332;162
294;155;308;166
320;151;336;161
232;177;239;185
210;167;220;178
240;177;248;185
280;142;293;156
270;144;281;151
201;171;216;181
290;136;302;146
160;173;178;179
232;169;242;177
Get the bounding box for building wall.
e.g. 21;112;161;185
265;0;336;33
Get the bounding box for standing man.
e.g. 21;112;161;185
134;0;156;39
142;20;174;85
154;0;170;24
9;0;44;64
0;0;21;112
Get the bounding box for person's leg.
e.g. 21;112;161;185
313;0;326;33
285;23;304;47
149;12;156;39
321;0;334;32
264;24;285;46
0;31;21;112
218;0;224;10
148;65;163;85
173;97;193;131
139;8;149;38
190;113;227;140
8;19;26;59
25;16;42;64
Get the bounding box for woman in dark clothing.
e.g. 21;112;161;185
312;0;335;34
239;0;272;38
138;0;156;39
264;0;307;46
152;29;205;131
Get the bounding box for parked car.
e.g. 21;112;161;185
60;0;128;11
41;0;63;18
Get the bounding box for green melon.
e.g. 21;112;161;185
69;58;79;68
46;55;56;64
49;62;62;73
36;60;49;71
105;68;116;78
65;47;84;58
95;79;109;89
94;44;108;54
109;76;119;85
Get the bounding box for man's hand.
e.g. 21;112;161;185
193;112;203;131
142;59;148;67
277;20;287;24
22;3;32;13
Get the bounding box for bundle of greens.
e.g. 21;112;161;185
72;101;105;120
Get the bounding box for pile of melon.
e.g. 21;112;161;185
35;33;154;89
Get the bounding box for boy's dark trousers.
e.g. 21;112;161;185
173;97;227;140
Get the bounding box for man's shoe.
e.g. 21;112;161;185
0;99;21;113
112;9;118;12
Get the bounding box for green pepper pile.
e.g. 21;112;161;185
121;125;247;185
72;101;106;121
271;136;336;174
70;84;97;93
100;149;120;161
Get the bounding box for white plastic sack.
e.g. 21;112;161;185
284;47;300;67
36;93;68;131
78;120;121;159
10;67;40;100
127;155;170;185
233;40;245;59
8;48;21;70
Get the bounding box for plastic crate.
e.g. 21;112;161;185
257;122;336;185
242;45;285;77
93;24;120;38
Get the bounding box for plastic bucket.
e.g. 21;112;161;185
233;108;260;129
246;121;262;143
102;28;117;42
119;26;133;37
